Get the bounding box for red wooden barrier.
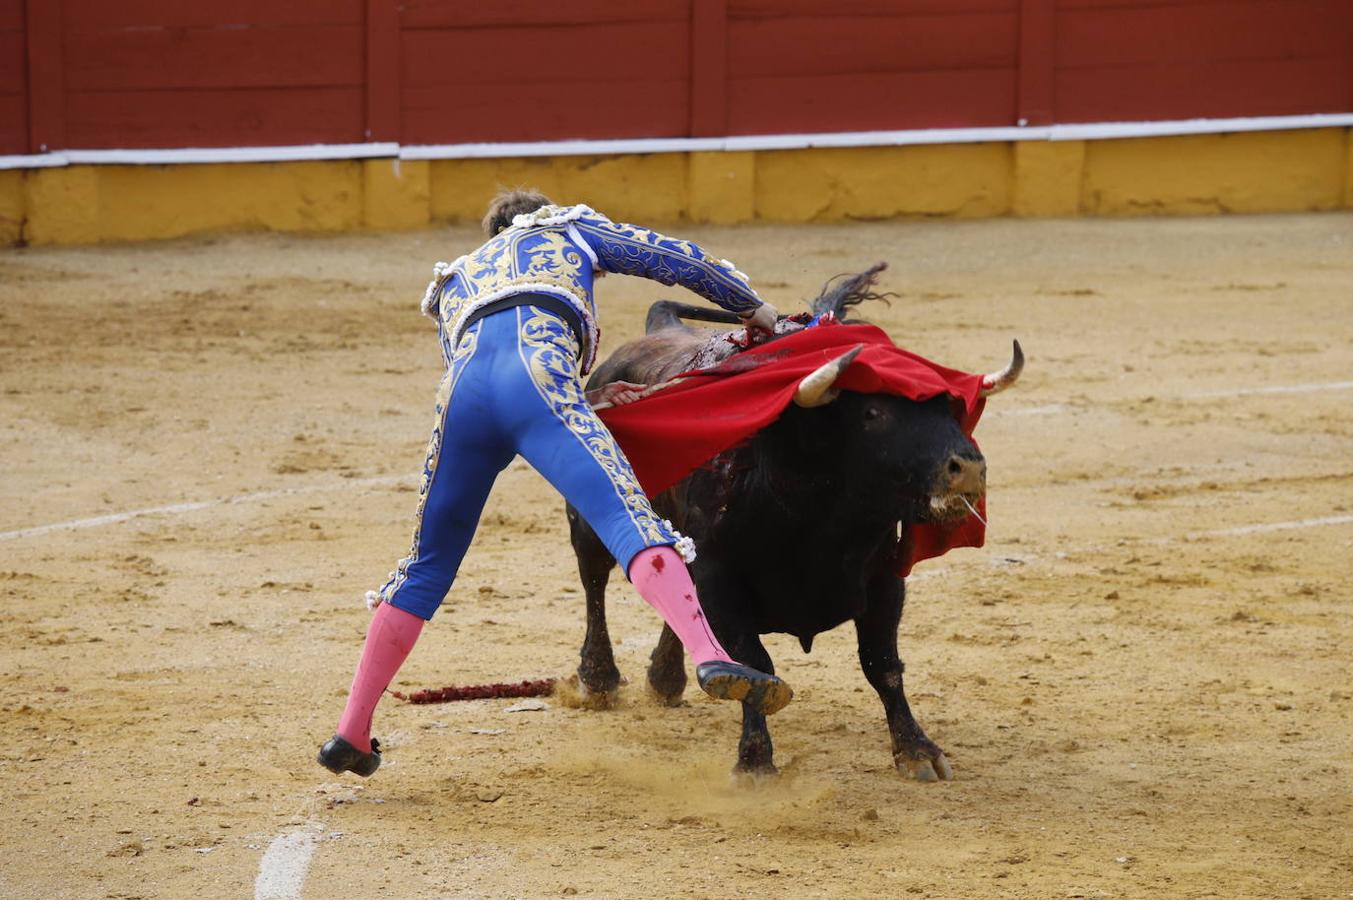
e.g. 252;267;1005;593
59;0;365;149
1017;0;1055;126
726;0;1019;132
1;0;1350;154
399;0;691;143
24;0;62;154
1054;0;1353;122
365;0;401;142
0;0;25;154
690;0;729;136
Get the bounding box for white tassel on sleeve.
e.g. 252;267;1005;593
420;259;459;318
664;522;697;564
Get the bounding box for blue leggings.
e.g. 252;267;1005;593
372;304;679;620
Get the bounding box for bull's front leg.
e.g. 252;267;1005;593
725;631;778;776
855;574;953;782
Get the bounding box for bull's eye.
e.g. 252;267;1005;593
863;406;882;421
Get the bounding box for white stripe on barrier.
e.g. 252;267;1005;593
65;142;400;166
1047;113;1353;141
3;112;1352;169
0;152;69;169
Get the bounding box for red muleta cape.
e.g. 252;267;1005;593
597;323;989;577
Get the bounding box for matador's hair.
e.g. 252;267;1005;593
482;188;553;237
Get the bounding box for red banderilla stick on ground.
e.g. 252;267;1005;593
388;678;557;704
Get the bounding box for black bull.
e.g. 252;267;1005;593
566;266;1023;780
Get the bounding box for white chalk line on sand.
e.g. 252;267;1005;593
3;378;1348;545
911;514;1353;585
986;379;1353;419
255;824;323;900
0;474;415;542
1185;380;1353;399
988;402;1068;418
1154;513;1353;542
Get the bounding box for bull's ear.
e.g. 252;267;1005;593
793;345;863;408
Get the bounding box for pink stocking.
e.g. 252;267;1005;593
628;546;734;665
335;602;425;753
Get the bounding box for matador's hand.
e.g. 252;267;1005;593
740;302;779;335
587;380;648;409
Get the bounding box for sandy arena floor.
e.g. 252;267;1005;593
1;214;1351;899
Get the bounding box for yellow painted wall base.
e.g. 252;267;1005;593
363;159;430;230
4;128;1350;245
16;161;363;245
689;151;754;225
0;169;24;245
427;153;688;227
1082;129;1347;216
756;144;1012;221
1344;131;1353;209
1013;141;1085;217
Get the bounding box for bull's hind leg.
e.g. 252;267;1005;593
856;574;953;782
646;624;687;706
568;504;621;706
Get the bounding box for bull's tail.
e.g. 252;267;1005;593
811;263;893;322
645;300;743;334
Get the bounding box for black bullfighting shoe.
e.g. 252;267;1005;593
317;735;381;777
695;661;793;716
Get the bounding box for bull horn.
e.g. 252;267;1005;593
794;344;864;408
979;339;1024;397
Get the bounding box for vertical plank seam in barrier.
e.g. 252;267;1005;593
689;0;728;138
1017;0;1055;128
365;0;401;143
24;0;63;153
1347;9;1353;118
15;0;28;154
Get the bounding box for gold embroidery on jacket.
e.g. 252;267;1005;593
440;228;591;332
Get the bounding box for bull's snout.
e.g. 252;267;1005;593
944;455;986;496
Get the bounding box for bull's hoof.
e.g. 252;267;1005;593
558;673;621;710
894;747;953;782
731;762;779;788
646;684;685;708
646;666;687;707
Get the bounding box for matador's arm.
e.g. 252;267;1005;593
569;210;765;317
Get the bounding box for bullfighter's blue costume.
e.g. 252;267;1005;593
319;200;793;778
369;204;766;621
